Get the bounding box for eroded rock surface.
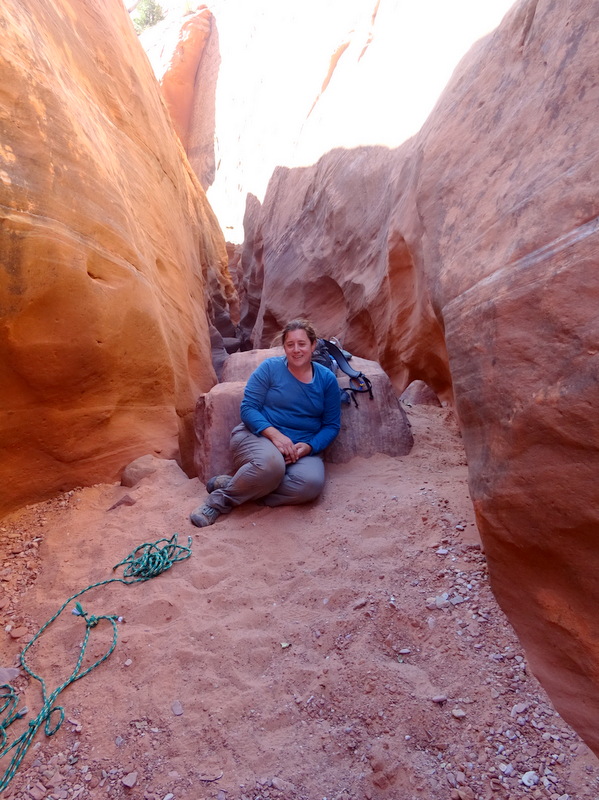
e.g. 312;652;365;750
238;0;599;754
0;0;233;514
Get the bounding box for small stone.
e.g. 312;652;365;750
271;776;294;791
521;771;539;787
432;695;448;704
0;666;20;683
28;783;47;800
163;794;175;800
171;700;184;716
451;708;467;719
107;494;137;511
9;626;29;639
450;595;466;605
122;771;138;788
124;659;133;667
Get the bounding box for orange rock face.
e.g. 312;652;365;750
239;0;599;754
0;0;232;514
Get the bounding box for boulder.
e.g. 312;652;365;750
400;381;442;408
193;350;412;482
121;455;189;488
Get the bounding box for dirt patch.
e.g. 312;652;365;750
1;406;597;800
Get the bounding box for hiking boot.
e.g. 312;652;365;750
190;504;221;528
206;474;232;493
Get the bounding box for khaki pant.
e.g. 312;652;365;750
205;424;325;514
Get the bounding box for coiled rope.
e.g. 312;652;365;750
0;532;192;792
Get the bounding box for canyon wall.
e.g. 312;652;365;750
240;0;599;753
0;0;233;514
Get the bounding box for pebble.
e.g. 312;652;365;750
522;770;540;786
451;708;467;719
28;782;47;800
171;700;184;716
0;666;20;682
122;771;138;788
8;626;29;639
432;695;448;704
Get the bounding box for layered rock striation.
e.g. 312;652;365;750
0;0;233;514
238;0;599;754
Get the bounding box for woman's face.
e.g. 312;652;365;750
283;329;316;369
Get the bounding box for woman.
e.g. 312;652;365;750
190;319;341;527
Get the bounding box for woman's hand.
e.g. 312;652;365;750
294;442;313;460
261;429;312;464
262;427;298;462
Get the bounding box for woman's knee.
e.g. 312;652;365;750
258;449;286;483
290;459;325;501
299;472;325;501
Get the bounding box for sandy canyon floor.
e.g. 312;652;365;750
1;405;598;800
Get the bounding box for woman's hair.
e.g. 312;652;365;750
281;318;318;345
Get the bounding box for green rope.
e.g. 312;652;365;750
0;532;192;792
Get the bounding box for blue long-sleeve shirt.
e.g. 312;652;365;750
240;357;341;455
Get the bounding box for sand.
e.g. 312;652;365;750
1;405;598;800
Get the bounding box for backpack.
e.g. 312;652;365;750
312;339;374;408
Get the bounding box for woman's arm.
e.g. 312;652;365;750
303;371;341;454
240;360;274;434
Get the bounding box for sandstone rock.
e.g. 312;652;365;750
240;147;453;404
193;349;412;482
193;381;246;482
121;771;138;788
120;455;188;488
0;0;234;515
0;667;21;683
400;381;442;407
8;627;29;640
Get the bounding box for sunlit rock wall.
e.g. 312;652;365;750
241;0;599;755
0;0;232;514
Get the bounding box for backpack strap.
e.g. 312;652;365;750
323;340;374;405
322;340;361;379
